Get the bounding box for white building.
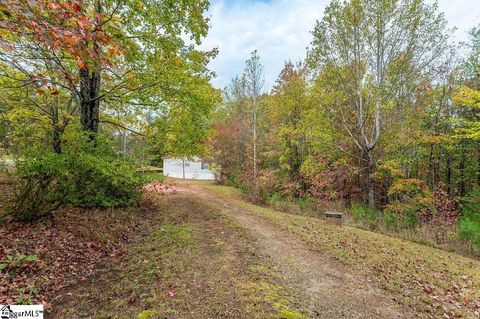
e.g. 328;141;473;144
163;157;215;180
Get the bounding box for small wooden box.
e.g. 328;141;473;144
324;211;343;224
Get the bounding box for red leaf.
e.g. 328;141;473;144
1;43;15;51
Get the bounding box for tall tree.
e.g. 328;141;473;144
244;50;264;179
308;0;449;208
267;61;311;189
210;76;251;182
454;25;480;189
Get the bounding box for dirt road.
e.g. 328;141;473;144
52;180;480;318
174;180;412;319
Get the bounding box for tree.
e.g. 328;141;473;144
147;74;220;174
308;0;449;208
208;76;247;183
0;0;215;147
267;61;311;191
244;50;265;179
453;24;480;189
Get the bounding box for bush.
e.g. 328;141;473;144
350;203;417;231
384;178;433;228
238;169;277;204
383;208;418;230
69;153;143;208
9;151;75;221
350;204;380;229
459;188;480;251
9;132;146;222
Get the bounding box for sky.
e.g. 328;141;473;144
199;0;480;91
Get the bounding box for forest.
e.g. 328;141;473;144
1;0;480;318
208;1;480;257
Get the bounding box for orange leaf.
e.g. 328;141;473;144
76;57;85;69
64;36;77;46
47;2;60;10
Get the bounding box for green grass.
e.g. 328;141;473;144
201;182;480;319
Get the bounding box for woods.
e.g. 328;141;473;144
1;0;479;259
210;0;480;255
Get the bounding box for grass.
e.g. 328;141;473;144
202;182;480;319
211;181;479;256
0;154;13;160
51;194;309;318
346;203;478;258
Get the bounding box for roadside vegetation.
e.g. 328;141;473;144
0;174;159;307
0;0;217;311
0;0;218;222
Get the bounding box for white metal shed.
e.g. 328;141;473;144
163;157;215;180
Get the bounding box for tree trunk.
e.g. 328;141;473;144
459;147;466;197
79;68;101;137
433;155;440;189
367;152;375;210
182;158;186;179
477;141;480;187
446;151;452;196
428;144;434;188
253;95;257;180
79;0;102;139
51;107;63;154
52;129;62;154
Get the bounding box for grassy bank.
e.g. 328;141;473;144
202;182;480;319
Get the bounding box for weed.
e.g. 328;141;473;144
137;309;156;319
0;253;38;277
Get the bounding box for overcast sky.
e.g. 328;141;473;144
200;0;480;90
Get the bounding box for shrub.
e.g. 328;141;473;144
69;153;143;208
459;188;480;251
301;156;360;203
350;203;417;231
350;204;381;229
239;169;277;204
383;207;418;230
9;151;75;222
416;186;459;226
9;132;146;222
384;178;433;227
